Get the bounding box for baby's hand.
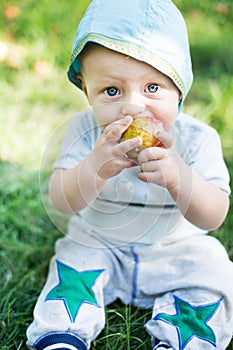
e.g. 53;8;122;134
88;116;142;179
137;131;180;190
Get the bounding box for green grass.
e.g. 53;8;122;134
0;160;232;349
0;0;233;349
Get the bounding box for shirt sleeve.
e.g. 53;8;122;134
53;109;101;169
187;126;230;195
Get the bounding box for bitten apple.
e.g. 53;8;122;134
120;116;163;158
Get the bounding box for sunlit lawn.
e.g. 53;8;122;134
0;0;233;349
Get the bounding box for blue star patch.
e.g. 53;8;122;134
154;295;222;349
45;260;104;322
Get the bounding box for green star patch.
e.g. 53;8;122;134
45;260;104;322
154;295;221;349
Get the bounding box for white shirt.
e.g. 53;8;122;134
53;109;230;245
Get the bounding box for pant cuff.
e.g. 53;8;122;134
34;332;88;350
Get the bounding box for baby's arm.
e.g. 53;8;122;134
49;116;141;214
137;131;229;231
166;153;229;231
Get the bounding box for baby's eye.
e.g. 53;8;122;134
145;84;159;93
104;87;119;97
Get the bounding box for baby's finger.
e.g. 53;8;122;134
103;123;122;141
103;116;133;141
140;160;159;173
117;115;133;129
156;131;173;149
138;171;167;185
137;146;166;164
116;136;142;156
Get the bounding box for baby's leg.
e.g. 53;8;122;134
26;226;114;350
142;236;233;349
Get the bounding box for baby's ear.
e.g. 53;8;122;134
76;74;88;95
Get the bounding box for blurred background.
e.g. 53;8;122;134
0;0;233;348
0;0;233;168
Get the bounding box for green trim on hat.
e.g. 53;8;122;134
70;33;191;100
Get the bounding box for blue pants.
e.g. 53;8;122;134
26;219;233;349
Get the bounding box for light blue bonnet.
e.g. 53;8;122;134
67;0;193;103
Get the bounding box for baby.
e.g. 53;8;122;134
26;1;233;349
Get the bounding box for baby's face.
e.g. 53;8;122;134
78;45;180;131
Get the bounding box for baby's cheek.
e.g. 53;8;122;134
93;104;122;127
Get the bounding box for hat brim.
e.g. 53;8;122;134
67;33;192;100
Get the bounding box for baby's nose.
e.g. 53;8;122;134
122;103;145;117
